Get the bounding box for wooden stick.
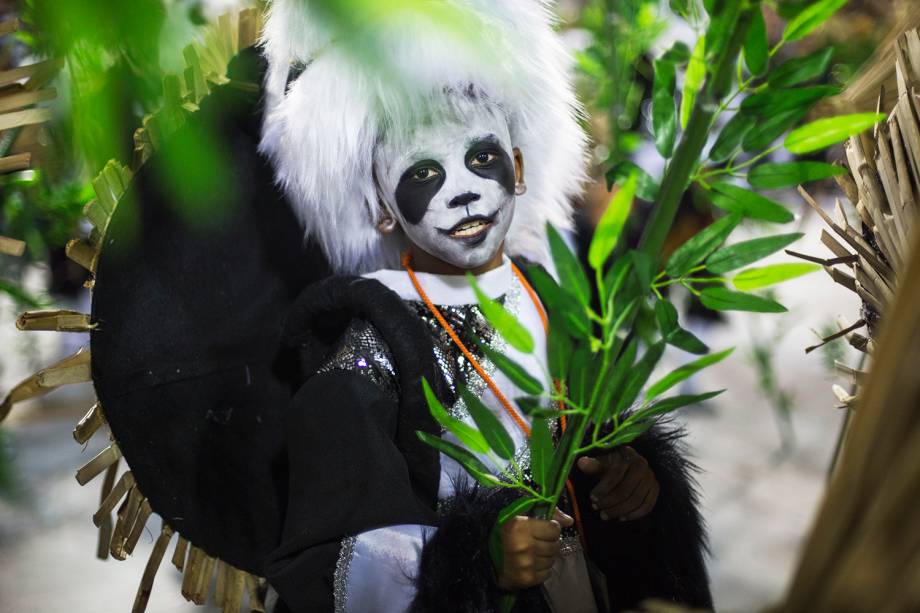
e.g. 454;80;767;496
124;498;154;556
888;114;918;215
825;265;857;293
247;574;266;613
0;152;31;173
222;568;246;613
73;403;105;444
172;536;189;572
131;523;174;613
0;18;20;37
76;443;122;486
0;87;56;114
191;554;216;605
0;61;57;88
95;458;119;560
0;235;25;256
94;471;134;527
16;309;92;332
181;547;205;602
0;107;52;131
37;360;91;388
65;238;98;272
111;486;144;560
805;319;866;354
0;349;91;421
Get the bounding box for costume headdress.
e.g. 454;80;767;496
259;0;588;273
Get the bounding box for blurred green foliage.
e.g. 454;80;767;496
0;1;220;304
575;0;666;162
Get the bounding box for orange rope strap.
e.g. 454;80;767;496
402;253;586;543
402;252;532;435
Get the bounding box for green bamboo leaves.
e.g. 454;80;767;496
706;233;804;273
710;183;794;223
459;384;516;460
479;343;544;395
748;161;847;189
607;161;660;201
646;348;733;400
547;223;590;306
589;173;638;270
700;287;787;313
652;41;691;158
413;4;848;579
655;300;708;355
422;378;490;455
732;263;820;291
681;37;706;129
470;274;534;354
782;0;847;42
666;214;741;277
653;57;678;158
743;8;768;77
528;266;590;339
769;47;834;88
741;85;840;116
416;431;500;486
709;113;756;163
785;113;887;155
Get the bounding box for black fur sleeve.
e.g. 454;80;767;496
409;485;549;613
570;420;713;610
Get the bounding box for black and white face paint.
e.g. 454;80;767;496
375;107;517;270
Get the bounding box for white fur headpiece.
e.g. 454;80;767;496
259;0;588;273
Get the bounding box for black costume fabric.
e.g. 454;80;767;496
90;48;328;573
269;274;712;612
89;45;711;612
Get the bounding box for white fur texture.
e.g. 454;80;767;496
259;0;588;273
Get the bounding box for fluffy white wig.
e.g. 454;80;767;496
258;0;588;273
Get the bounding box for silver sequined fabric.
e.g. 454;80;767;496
406;280;521;422
316;319;399;401
333;536;357;613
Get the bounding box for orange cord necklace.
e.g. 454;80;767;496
401;252;586;545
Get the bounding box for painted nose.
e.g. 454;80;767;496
447;192;481;208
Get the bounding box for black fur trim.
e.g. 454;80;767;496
571;419;713;610
409;484;550;613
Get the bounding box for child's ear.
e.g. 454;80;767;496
513;147;526;196
513;147;524;184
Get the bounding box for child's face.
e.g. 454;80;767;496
375;107;517;270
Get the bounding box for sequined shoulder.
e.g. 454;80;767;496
315;319;399;399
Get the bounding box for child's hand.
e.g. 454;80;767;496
577;446;659;521
495;509;573;590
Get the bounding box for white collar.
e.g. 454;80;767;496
362;257;513;306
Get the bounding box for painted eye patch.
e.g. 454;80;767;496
466;138;515;195
395;160;446;225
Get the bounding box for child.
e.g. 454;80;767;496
258;2;711;611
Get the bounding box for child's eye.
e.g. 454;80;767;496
413;167;440;181
471;151;497;166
